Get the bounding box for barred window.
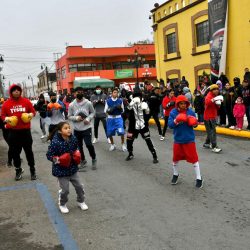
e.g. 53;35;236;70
196;20;209;46
166;33;177;54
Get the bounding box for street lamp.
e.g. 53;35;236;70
127;49;146;90
41;63;50;92
28;74;35;97
0;54;5;97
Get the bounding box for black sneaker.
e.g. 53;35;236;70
195;178;203;188
153;158;159;164
91;159;97;170
125;154;134;161
15;168;24;181
203;143;210;149
31;172;37;180
171;175;179;185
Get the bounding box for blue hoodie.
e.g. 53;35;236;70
46;132;79;177
168;108;196;144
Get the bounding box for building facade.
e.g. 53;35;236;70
37;71;57;94
55;44;157;93
151;0;250;90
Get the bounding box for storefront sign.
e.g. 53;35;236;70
115;69;134;79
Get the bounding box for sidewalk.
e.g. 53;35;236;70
149;119;250;139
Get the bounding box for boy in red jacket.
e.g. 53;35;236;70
1;84;37;180
203;84;222;153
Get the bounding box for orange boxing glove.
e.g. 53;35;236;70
54;103;62;110
47;103;55;111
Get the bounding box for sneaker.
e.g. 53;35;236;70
107;138;111;144
160;136;165;141
15;168;24;181
171;175;179;185
195;178;203;188
122;143;127;152
79;160;87;172
59;204;69;214
77;202;88;211
92;159;97;170
109;144;116;151
203;143;211;149
229;126;235;129
92;138;98;144
153;158;159;164
126;154;134;161
40;135;46;139
31;172;37;180
211;147;222;153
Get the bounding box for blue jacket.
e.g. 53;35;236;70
46;132;79;177
168;108;196;144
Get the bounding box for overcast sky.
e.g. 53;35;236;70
0;0;164;87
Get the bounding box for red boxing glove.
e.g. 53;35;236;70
58;153;71;168
175;113;188;123
72;150;81;165
187;116;198;127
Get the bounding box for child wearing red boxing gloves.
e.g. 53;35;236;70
168;95;203;188
46;121;88;214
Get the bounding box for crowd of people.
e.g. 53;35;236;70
0;68;249;213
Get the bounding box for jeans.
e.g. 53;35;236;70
40;118;46;135
197;113;204;123
162;116;169;137
74;128;96;161
204;119;217;148
94;117;107;138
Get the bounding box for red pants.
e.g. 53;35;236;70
173;142;199;164
236;117;244;129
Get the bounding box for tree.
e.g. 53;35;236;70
126;39;154;47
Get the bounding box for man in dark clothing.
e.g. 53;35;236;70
233;77;243;98
219;72;229;87
242;79;250;129
147;87;162;137
243;68;250;84
90;86;108;143
180;76;189;89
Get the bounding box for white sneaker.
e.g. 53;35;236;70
109;144;116;151
122;143;127;152
77;202;88;211
107;138;111;144
40;135;46;139
160;136;165;141
229;126;235;129
92;138;98;144
59;204;69;214
211;147;222;153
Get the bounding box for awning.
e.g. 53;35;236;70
73;78;114;89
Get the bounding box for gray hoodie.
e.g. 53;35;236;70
68;98;95;131
90;92;107;118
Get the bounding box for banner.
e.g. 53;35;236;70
115;69;134;79
208;0;228;83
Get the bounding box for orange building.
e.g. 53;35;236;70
55;44;156;93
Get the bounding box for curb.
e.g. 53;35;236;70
149;119;250;139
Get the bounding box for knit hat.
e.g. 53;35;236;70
209;84;219;91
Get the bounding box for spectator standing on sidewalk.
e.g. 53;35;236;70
1;84;37;180
90;86;108;144
193;88;204;124
34;93;48;139
242;79;250;130
224;87;236;129
243;68;250;84
161;89;176;140
147;87;162;138
233;97;246;131
203;84;223;153
68;87;97;170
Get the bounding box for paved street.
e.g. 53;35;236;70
1;116;250;250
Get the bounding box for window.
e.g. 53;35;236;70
112;62;121;69
164;9;167;16
97;63;103;70
158;12;161;20
169;6;173;14
61;66;66;79
69;64;77;72
166;33;177;54
143;60;156;68
182;0;186;7
196;20;209;46
105;63;112;70
121;61;133;69
57;69;61;79
175;3;179;11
